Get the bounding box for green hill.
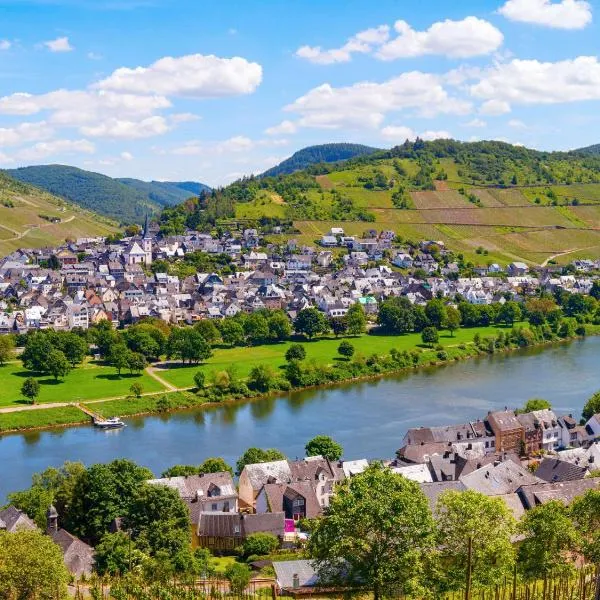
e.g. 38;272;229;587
261;143;381;177
0;171;118;255
576;143;600;156
4;165;209;224
162;139;600;266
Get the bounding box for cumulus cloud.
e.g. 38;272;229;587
380;126;451;141
498;0;592;29
421;130;452;141
0;40;11;50
80;115;170;139
285;72;472;130
472;56;600;107
16;139;95;161
296;25;390;64
464;118;487;127
0;121;54;147
376;17;503;60
43;36;74;52
296;17;502;64
265;120;298;135
120;151;134;160
480;99;512;115
95;53;262;98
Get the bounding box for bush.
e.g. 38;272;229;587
194;371;205;390
241;532;279;559
129;382;143;397
156;395;173;412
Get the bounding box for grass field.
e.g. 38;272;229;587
0;406;88;432
0;359;166;408
156;325;518;389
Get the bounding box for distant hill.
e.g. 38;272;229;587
4;165;209;224
575;143;600;156
261;143;381;177
0;171;117;255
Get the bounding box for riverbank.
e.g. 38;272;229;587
1;322;596;435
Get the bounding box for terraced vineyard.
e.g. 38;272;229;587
0;172;118;254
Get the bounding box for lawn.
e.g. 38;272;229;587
0;406;87;432
157;325;520;389
0;359;166;408
89;391;202;418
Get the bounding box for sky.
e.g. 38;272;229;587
1;0;600;186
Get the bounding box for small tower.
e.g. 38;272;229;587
46;504;59;533
142;213;153;266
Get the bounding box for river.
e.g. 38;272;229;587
1;336;599;501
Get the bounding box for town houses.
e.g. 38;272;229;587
0;223;598;334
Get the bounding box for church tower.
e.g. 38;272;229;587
142;213;153;266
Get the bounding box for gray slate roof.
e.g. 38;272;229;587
0;506;37;532
460;460;542;496
274;560;320;590
535;458;588;483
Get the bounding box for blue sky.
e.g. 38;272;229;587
1;0;600;186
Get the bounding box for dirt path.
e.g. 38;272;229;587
540;247;587;267
145;365;178;392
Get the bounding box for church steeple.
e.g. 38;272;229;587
143;212;150;239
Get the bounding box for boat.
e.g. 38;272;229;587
93;416;126;429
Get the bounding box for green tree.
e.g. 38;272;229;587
244;313;270;345
21;332;53;372
21;377;40;405
94;531;147;576
236;447;286;475
198;457;234;475
107;343;130;376
161;465;199;478
445;306;461;337
421;326;439;347
294;308;330;339
45;349;71;380
308;464;434;599
0;529;70;600
516;398;552;414
167;328;212;364
219;319;245;347
127;351;147;375
130;382;143;397
241;532;279;559
518;500;578;580
268;311;292;341
194;319;221;344
329;316;349;337
61;332;88;366
224;562;252;595
497;301;522;326
571;490;600;567
248;364;277;393
435;490;516;592
285;343;306;362
305;435;343;461
0;335;14;365
377;297;415;334
346;303;367;335
90;320;120;357
337;340;355;360
583;391;600;421
194;370;206;389
425;299;447;330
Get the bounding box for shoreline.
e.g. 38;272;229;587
0;329;593;436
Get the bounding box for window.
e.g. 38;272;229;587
211;503;218;511
293;498;305;507
223;501;230;512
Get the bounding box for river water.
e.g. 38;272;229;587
1;337;599;500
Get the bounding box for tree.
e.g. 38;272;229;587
346;303;367;335
294;308;330;339
329;316;348;337
0;335;14;365
248;364;277;393
241;532;279;559
268;311;292;341
61;332;88;366
45;349;71;380
425;299;447;330
518;500;578;580
130;382;143;397
244;313;270;345
21;377;40;404
219;319;245;347
168;328;212;364
445;306;461;337
90;320;120;357
194;371;206;389
108;343;130;375
497;301;522;326
236;447;286;475
516;398;552;414
127;352;147;375
225;562;252;595
21;332;53;372
161;465;200;478
194;319;221;344
378;297;415;334
571;490;600;568
337;340;355;360
421;326;439;348
435;489;516;592
583;391;600;421
94;531;147;576
308;464;434;599
198;457;233;475
305;435;343;461
0;529;70;600
285;343;306;362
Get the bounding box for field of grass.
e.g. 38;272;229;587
0;360;166;408
0;406;87;432
157;325;519;389
88;391;202;418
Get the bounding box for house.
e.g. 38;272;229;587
256;481;322;521
196;512;285;551
273;560;323;595
486;411;524;454
507;262;529;277
320;235;338;248
393;253;414;269
460;460;542;496
0;506;37;532
238;460;292;509
518;479;600;509
534;457;588;483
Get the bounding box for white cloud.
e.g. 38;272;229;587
16;139;95;161
421;130;452;141
296;25;390;64
80;115;170;138
95;53;262;98
0;121;54;147
169;112;200;124
380;125;416;141
120;151;134;160
0;40;11;50
87;51;102;60
285;72;472;130
43;36;74;52
472;56;600;107
480;99;511;115
0;152;15;165
498;0;592;29
376;17;503;60
265;120;298;135
464;118;487;127
508;119;527;128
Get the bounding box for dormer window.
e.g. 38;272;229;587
207;484;221;498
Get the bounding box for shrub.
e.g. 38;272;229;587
193;371;205;390
241;532;279;559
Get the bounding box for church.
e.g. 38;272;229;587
123;214;153;267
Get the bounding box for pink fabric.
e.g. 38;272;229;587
284;519;295;533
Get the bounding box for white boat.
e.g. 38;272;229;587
93;416;126;429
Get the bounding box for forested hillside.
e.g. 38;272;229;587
161;139;600;266
576;143;600;156
262;143;381;177
4;165;208;224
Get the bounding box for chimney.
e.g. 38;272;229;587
292;574;300;589
46;505;58;534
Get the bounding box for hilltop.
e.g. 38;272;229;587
0;171;118;255
576;143;600;156
162;139;600;266
261;143;381;177
4;165;208;224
